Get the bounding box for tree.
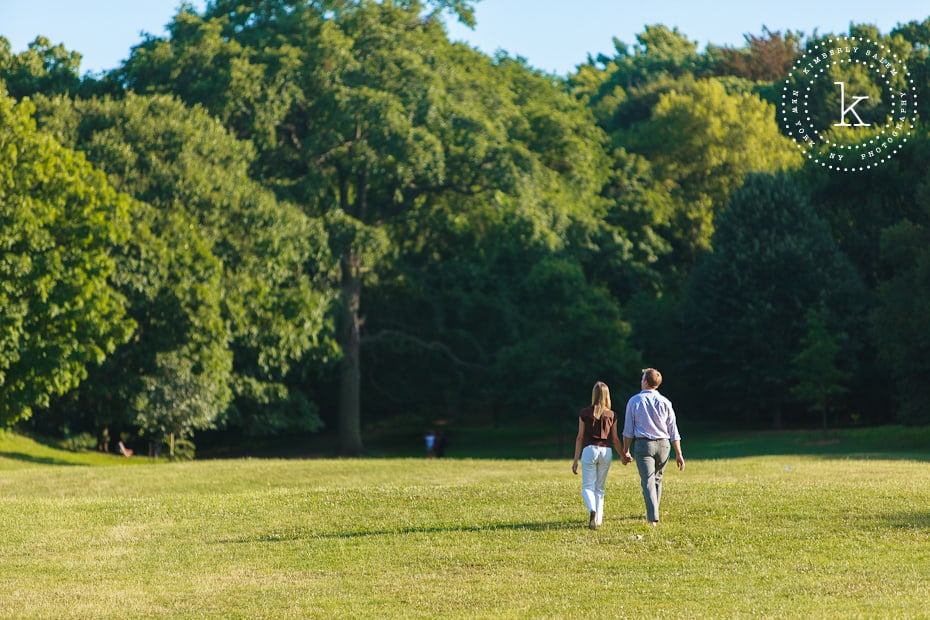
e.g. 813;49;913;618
134;352;224;458
873;195;930;425
595;25;702;91
118;0;624;453
573;31;804;292
117;1;458;453
0;94;133;425
789;26;930;425
790;305;849;431
0;36;81;99
798;113;930;290
786;26;914;138
33;92;336;442
585;147;676;301
891;18;930;118
624;79;802;267
682;173;866;428
572;24;715;139
352;46;645;431
490;256;641;416
364;192;642;438
706;27;803;82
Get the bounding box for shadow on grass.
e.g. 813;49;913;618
221;517;650;544
223;511;655;544
0;451;85;466
890;512;930;529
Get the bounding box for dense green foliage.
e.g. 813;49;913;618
31;93;335;448
2;4;930;452
0;36;81;98
113;0;638;452
0;95;133;425
874;192;930;425
681;174;866;428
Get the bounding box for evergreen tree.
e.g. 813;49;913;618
683;173;865;428
790;304;849;431
873;183;930;425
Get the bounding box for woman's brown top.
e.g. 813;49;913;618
578;406;617;447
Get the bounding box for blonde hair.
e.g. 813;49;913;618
591;381;611;420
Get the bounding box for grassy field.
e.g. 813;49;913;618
1;428;929;618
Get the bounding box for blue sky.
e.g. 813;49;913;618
2;1;929;76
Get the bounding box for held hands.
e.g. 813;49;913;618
620;452;633;465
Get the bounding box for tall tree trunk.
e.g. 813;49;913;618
338;247;364;455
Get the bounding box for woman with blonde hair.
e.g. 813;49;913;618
572;381;623;529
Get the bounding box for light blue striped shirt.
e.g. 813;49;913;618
623;389;681;441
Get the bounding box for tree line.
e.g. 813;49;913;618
1;1;928;455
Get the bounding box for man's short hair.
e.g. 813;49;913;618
642;368;662;388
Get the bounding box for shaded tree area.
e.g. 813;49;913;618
680;174;867;429
872;148;930;425
2;6;930;456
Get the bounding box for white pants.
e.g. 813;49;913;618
580;444;612;526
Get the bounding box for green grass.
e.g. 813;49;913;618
1;429;929;618
0;430;144;468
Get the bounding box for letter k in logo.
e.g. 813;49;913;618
833;82;871;127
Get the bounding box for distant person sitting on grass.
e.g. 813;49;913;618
118;441;133;457
572;381;623;530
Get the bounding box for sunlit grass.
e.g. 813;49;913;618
1;431;928;618
0;429;138;469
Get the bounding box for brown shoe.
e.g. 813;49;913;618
588;510;597;530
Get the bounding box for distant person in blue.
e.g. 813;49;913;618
621;368;685;526
424;430;436;458
572;381;623;530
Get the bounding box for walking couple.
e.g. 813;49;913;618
571;369;685;529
